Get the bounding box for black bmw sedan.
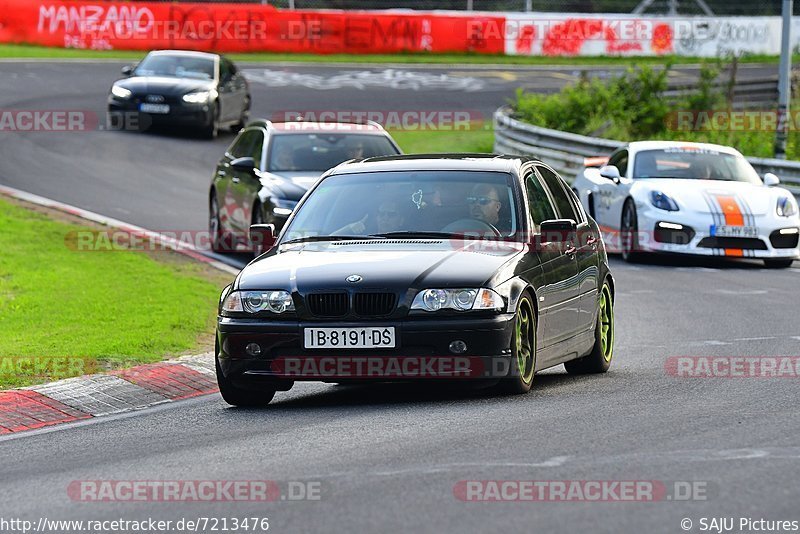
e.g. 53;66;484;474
107;50;250;138
215;154;615;406
209;120;401;254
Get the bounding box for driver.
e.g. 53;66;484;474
468;184;501;227
272;145;296;171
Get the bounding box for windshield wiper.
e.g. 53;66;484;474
370;231;458;239
281;235;385;245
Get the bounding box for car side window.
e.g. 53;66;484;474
608;149;628;177
220;59;232;82
228;130;257;159
250;131;265;169
524;169;557;228
565;186;587;224
225;58;237;76
535;165;578;221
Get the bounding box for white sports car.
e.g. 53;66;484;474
572;141;800;268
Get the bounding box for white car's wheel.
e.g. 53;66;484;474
621;198;641;263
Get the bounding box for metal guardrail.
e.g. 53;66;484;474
663;76;779;110
494;107;800;196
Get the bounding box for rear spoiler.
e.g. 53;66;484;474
583;156;609;168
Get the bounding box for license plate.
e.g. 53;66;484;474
711;225;758;238
304;327;396;349
139;103;170;114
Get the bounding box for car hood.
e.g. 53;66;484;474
259;172;322;201
113;76;214;96
634;178;782;216
236;240;525;292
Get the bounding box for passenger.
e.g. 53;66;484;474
335;199;405;235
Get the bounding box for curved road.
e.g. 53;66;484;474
0;60;798;533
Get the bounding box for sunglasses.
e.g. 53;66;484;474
468;196;498;206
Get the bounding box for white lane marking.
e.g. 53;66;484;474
242;68;487;92
715;289;768;295
732;336;776;342
368;456;571;477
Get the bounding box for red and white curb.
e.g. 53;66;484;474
0;184;240;276
0;184;235;435
0;353;218;435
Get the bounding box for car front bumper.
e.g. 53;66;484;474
107;99;212;129
216;314;516;387
628;202;800;259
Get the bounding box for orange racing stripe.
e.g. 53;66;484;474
715;194;744;256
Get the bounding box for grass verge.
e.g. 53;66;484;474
389;122;494;153
0;195;232;388
0;43;786;65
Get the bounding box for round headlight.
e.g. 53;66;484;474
422;289;447;311
243;293;267;313
268;291;291;313
453;289;477;310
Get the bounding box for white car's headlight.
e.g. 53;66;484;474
650;191;679;211
111;85;131;99
222;291;294;314
182;91;211;104
777;196;798;217
411;288;504;312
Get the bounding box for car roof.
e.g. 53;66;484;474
328;154;538;175
245;120;389;134
628;140;741;156
147;50;219;60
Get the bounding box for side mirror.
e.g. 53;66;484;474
121;65;133;76
764;172;780;186
249;224;276;253
599;165;621;182
539;219;577;243
231;156;257;174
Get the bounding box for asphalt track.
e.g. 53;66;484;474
1;60;799;533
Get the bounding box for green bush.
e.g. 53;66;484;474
513;62;797;160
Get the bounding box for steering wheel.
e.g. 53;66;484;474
441;218;502;237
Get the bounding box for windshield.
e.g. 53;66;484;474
134;54;215;80
268;134;398;172
633;148;762;184
282;170;520;240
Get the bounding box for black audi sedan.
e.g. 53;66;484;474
107;50;250;138
208;120;401;254
215;154;615;406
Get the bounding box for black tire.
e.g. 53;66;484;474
202;104;219;139
216;355;276;407
764;258;795;269
565;280;614;375
495;292;537;394
620;198;641;263
232;96;250;131
209;191;226;253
